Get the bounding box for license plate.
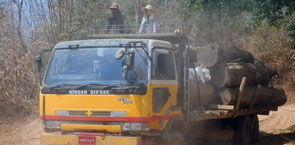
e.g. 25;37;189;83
78;136;96;145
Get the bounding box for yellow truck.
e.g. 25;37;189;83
36;33;284;145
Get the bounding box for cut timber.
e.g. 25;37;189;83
208;104;234;110
221;46;254;63
189;45;254;65
209;60;228;87
219;86;287;107
225;63;277;87
189;44;221;67
210;63;277;87
189;81;215;107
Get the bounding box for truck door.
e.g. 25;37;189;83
150;48;179;129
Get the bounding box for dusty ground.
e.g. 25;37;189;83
254;104;295;145
0;105;294;145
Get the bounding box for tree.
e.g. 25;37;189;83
188;0;295;47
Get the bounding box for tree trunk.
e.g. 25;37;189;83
219;86;287;107
189;44;222;67
13;0;27;51
210;63;277;88
224;63;276;87
189;81;215;107
221;46;254;63
190;46;254;65
135;0;140;24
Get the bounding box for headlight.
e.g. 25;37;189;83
122;122;131;131
111;111;126;117
122;122;150;131
44;121;61;129
130;123;142;131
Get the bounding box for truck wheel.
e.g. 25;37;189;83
233;116;251;145
250;114;259;144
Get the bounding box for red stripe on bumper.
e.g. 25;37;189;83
40;114;182;123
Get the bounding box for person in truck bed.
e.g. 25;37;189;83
105;2;130;34
139;5;157;34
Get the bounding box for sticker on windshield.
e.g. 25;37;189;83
97;48;104;57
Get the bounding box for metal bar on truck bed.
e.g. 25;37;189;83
233;77;247;117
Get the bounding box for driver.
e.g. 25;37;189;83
95;50;122;80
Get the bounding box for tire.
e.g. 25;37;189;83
250;114;259;144
233;116;251;145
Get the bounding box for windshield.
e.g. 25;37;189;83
44;47;148;86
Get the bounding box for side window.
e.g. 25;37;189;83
152;49;175;80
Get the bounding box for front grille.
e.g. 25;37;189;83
92;111;111;117
69;110;87;116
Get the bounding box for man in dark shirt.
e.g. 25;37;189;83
105;2;130;34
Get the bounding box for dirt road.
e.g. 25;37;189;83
0;105;294;145
254;104;295;145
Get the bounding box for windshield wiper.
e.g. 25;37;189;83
101;84;129;89
75;83;110;90
107;83;147;94
49;84;80;89
102;83;145;90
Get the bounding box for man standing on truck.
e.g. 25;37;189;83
139;5;157;34
105;2;130;34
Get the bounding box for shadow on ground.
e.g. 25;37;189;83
187;131;295;145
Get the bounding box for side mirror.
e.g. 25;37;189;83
126;49;134;69
36;49;52;85
122;49;135;81
35;55;41;72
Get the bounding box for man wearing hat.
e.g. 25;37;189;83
139;5;157;34
105;2;130;34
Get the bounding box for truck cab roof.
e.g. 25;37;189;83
55;34;185;50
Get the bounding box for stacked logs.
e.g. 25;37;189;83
188;45;287;108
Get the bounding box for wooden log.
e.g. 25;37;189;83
189;46;254;65
219;86;287;107
209;63;277;87
221;46;254;63
189;44;222;67
189;81;215;107
225;63;276;87
208;104;234;110
209;61;228;87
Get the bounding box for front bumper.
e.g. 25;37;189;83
40;134;141;145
